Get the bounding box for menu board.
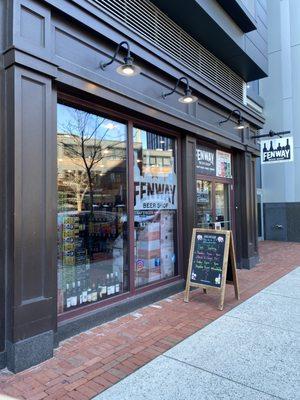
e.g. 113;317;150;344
184;228;239;310
190;232;226;288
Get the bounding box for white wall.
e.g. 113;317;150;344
259;0;300;203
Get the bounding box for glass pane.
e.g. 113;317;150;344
133;129;178;288
247;80;259;96
57;104;128;314
196;180;213;228
215;183;230;230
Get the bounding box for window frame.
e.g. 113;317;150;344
57;92;183;322
132;125;179;289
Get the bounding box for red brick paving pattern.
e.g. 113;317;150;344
0;241;299;400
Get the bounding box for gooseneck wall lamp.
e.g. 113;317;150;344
219;109;248;130
162;76;198;104
100;41;141;77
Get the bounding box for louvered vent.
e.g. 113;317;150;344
90;0;244;102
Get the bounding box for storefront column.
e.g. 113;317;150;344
234;151;259;268
182;136;197;277
0;53;5;371
4;64;57;372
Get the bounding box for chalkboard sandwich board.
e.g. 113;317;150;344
184;229;239;310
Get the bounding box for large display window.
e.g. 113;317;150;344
57;103;179;315
133;129;178;287
57;104;128;313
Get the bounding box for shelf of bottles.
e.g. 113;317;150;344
133;128;178;288
57;210;128;313
57;103;129;314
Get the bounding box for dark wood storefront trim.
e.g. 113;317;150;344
43;0;266;111
1;0;262;372
56;73;259;155
57;91;184;323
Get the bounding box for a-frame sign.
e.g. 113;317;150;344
184;229;239;310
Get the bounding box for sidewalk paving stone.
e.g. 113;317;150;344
164;315;299;400
226;290;300;332
94;356;277;400
262;267;300;299
0;241;299;400
95;356;274;400
95;268;300;400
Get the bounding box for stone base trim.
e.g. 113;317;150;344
237;254;259;269
0;350;6;370
6;330;54;373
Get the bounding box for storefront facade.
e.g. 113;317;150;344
0;0;267;371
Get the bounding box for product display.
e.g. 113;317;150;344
133;128;178;287
58;263;124;311
57;106;178;312
57;104;128;313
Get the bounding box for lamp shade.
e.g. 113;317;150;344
178;89;198;104
116;57;141;77
234;119;249;130
178;94;198;104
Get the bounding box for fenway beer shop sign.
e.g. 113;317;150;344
261;136;293;164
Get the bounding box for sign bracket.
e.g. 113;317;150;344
251;130;290;139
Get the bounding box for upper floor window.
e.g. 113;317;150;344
247;80;259;96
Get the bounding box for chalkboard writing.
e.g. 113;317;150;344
184;229;240;310
191;232;226;288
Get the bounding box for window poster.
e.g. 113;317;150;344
261;136;293;164
134;153;177;211
133;129;177;287
195;145;216;175
216;150;232;178
196;181;210;204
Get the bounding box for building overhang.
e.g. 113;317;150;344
151;0;267;82
215;0;257;33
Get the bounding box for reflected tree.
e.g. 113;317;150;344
58;108;124;216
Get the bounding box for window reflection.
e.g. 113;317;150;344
215;183;231;230
196;180;231;230
57;104;128;313
196;180;213;228
133;129;178;287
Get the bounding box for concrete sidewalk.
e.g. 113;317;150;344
1;242;299;400
94;268;300;400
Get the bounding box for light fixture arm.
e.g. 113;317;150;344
219;109;242;126
100;41;131;70
163;76;190;98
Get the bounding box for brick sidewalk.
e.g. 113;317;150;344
1;241;300;400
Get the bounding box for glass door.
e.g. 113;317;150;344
215;183;231;230
196;180;213;228
196;180;231;230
